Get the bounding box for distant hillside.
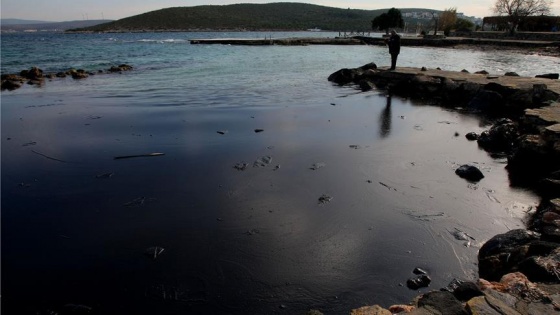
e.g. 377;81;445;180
1;20;113;32
1;18;52;25
70;3;440;32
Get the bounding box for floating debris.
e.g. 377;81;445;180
349;145;361;149
22;141;37;146
234;162;249;171
114;153;164;160
245;229;260;236
273;165;280;171
254;129;264;133
31;150;67;163
253;155;272;168
145;246;165;259
310;162;326;170
95;172;114;179
379;182;397;191
405;210;446;222
123;197;155;207
318;194;333;204
413;267;428;275
217;130;228;135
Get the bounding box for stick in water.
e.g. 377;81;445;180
113;153;165;160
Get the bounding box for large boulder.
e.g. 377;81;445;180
478;229;542;281
328;63;376;86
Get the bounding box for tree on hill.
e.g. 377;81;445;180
492;0;553;34
439;8;458;36
371;8;404;34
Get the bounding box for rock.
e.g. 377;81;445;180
461;69;470;73
359;79;375;91
305;310;324;315
109;64;133;72
505;72;520;76
20;67;43;80
1;79;23;91
455;164;484;182
475;70;489;75
417;291;467;315
328;68;361;85
407;274;431;290
350;305;391;315
388;305;415;313
451;281;484;301
466;296;501;315
465;132;479;141
477;118;519;152
478;229;539;281
467;89;504;112
518;247;560;282
535;73;559;80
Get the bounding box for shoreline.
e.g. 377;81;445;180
327;65;560;314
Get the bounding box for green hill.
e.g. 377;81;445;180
70;3;439;32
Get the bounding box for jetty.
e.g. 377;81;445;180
189;36;560;49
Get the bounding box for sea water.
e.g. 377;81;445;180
1;31;558;314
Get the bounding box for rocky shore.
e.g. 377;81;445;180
0;64;133;91
325;65;560;314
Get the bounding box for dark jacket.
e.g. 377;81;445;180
387;33;401;55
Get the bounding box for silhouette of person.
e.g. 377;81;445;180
385;30;401;70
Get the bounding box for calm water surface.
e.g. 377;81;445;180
2;32;556;314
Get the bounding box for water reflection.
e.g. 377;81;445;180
379;96;392;138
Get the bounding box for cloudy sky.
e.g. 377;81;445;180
2;0;559;22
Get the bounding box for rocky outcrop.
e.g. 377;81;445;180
1;65;134;91
347;273;559;315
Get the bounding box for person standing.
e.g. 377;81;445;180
386;30;401;70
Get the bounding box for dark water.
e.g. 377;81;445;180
1;32;548;314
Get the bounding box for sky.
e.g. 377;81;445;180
2;0;559;22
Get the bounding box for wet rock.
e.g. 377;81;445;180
455;164;484;182
465;132;479;141
359;79;375;91
407;274;431;290
477;118;519;152
328;63;376;86
475;70;489;75
417;291;467;315
305;310;324;315
478;229;539;281
535;73;559;80
505;72;520;76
